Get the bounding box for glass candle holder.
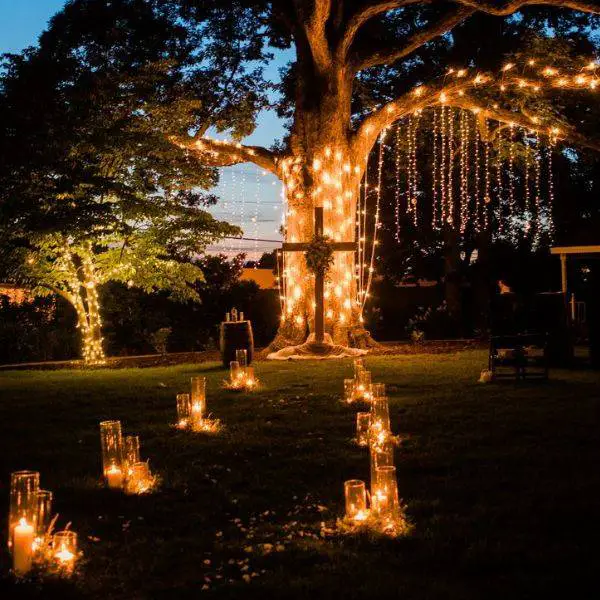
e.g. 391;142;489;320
191;376;206;417
353;358;365;377
357;370;372;401
53;530;77;570
230;360;241;384
370;396;391;434
244;366;256;388
372;466;400;520
236;348;248;367
343;378;355;403
371;383;386;399
356;412;371;447
8;471;40;551
124;436;140;475
370;441;395;492
99;420;124;487
127;462;152;494
176;393;192;428
35;490;53;539
344;480;368;523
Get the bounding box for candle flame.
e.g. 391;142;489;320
56;548;75;563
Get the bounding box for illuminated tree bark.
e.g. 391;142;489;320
61;246;107;366
176;0;600;350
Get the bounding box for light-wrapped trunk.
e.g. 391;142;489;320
270;73;373;349
64;245;106;365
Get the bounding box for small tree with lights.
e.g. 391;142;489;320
0;4;243;364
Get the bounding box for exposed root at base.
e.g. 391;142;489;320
266;334;368;361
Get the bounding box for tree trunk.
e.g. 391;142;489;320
75;297;105;365
268;72;376;350
71;252;106;365
443;227;463;336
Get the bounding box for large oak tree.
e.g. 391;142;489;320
4;0;600;353
172;0;600;351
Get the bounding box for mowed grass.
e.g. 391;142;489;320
0;351;599;599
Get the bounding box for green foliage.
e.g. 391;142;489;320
304;235;334;277
0;0;255;317
0;295;78;363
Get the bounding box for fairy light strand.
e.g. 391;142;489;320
394;121;402;241
474;113;482;232
432;108;440;229
362;131;384;313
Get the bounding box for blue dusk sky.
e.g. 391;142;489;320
0;0;289;258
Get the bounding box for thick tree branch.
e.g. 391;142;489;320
453;0;600;16
352;79;466;157
173;136;279;175
353;6;476;72
42;283;76;306
352;72;600;160
296;0;333;72
453;96;600;151
337;0;429;62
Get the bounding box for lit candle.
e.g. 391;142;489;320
191;401;203;430
356;370;372;401
244;366;256;388
230;360;241;386
13;518;34;575
106;464;124;489
55;546;74;563
344;480;368;523
356;412;371;446
371;383;386;399
343;378;355;403
372;466;400;521
53;530;77;572
190;376;206;417
176;393;192;429
100;420;124;487
8;470;39;552
124;435;140;476
127;462;152;494
353;358;365;378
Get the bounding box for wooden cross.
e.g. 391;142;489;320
282;206;357;344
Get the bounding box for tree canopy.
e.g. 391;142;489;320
2;0;600;352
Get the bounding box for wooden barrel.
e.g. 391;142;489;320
219;320;254;368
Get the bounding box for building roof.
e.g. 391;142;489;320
550;245;600;257
239;268;277;289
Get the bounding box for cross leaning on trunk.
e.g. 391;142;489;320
282;206;358;344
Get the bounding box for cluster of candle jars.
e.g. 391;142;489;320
224;308;244;322
343;363;404;535
176;376;220;432
227;349;258;391
8;471;78;576
100;421;154;494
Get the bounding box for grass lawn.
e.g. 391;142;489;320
0;350;599;599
